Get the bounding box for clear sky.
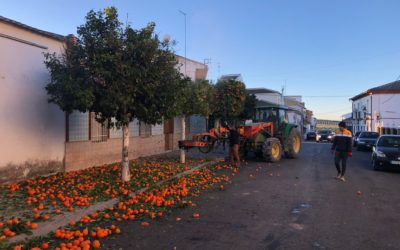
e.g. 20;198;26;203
2;0;400;120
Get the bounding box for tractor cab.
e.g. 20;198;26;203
254;106;299;136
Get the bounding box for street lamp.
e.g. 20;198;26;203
178;10;187;75
178;10;187;164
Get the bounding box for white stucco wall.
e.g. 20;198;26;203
372;94;400;132
352;94;400;133
352;96;371;132
177;56;207;81
0;22;65;168
255;93;283;105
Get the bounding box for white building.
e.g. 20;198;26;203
219;74;243;82
247;87;284;105
284;96;305;127
350;80;400;135
0;16;66;182
0;16;208;182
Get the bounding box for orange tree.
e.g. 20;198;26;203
177;79;215;163
238;93;257;121
212;79;248;125
44;7;186;182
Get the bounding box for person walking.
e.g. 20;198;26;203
331;121;352;182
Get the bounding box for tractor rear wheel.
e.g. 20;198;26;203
286;129;301;158
262;138;282;162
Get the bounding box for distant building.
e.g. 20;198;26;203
316;119;341;131
341;113;353;132
247;87;284;105
304;109;316;132
350;80;400;135
284;96;305;134
219;74;243;82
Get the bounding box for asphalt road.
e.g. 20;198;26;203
102;142;400;250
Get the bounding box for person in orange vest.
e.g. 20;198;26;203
331;121;352;182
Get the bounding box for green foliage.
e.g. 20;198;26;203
44;7;185;127
179;79;215;117
239;93;257;120
212;79;247;122
44;38;94;113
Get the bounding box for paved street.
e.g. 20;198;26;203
102;142;400;250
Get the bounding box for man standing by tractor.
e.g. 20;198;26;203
226;123;241;167
331;121;352;182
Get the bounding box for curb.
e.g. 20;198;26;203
9;158;223;244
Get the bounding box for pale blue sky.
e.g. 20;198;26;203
2;0;400;120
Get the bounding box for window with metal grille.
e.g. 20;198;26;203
67;111;89;142
139;122;152;137
90;112;108;142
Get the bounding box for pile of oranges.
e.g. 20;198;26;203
2;159;236;249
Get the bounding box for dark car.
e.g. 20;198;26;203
356;132;380;151
352;131;361;147
306;131;316;141
316;129;334;142
371;135;400;170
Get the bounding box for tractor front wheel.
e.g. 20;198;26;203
286;129;301;158
198;135;214;153
262;138;282;162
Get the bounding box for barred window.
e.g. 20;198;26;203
152;123;164;135
90;113;108;142
67;111;89;142
129;119;140;137
139;122;152;137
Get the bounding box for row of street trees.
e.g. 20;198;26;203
44;7;255;182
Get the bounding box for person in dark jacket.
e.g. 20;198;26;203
331;121;352;182
227;123;241;167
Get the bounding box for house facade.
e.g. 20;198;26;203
0;16;66;182
284;96;306;134
350;80;400;135
247;87;284;106
0;16;208;182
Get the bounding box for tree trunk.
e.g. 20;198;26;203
214;118;220;129
180;116;186;164
122;124;131;182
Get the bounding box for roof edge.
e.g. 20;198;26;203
0;15;65;42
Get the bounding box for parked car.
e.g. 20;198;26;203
316;129;334;142
371;135;400;170
356;132;380;151
352;131;361;147
306;131;316;141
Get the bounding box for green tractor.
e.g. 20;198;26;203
178;105;302;163
239;105;302;162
